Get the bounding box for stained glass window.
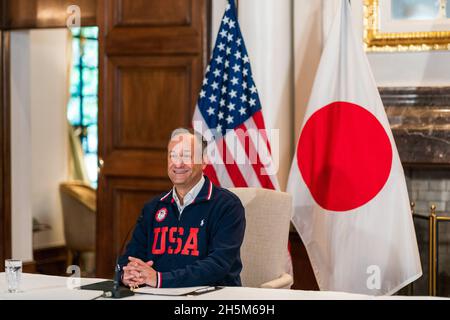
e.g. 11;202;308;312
67;27;99;188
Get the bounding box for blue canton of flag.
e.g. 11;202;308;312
197;1;261;136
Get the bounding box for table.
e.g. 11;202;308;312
0;273;443;300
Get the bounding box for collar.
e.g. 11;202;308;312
160;176;214;204
172;176;205;208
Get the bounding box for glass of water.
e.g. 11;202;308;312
5;259;22;293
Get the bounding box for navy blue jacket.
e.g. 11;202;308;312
118;177;246;288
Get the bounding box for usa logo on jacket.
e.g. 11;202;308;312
155;207;168;222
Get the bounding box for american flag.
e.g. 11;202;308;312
193;0;279;190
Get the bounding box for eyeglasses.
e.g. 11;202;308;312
169;152;193;163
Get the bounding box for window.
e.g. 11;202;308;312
67;27;99;187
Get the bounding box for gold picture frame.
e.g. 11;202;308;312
364;0;450;52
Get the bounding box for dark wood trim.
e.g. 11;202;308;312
289;231;319;290
0;0;7;30
2;0;97;30
0;30;11;271
205;0;212;61
23;260;37;273
95;0;106;278
34;245;68;276
0;30;4;271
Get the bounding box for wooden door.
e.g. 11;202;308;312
96;0;209;278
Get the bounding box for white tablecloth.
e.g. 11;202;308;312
0;273;442;300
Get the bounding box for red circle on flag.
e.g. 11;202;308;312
297;101;392;211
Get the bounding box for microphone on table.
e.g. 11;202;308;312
112;260;123;297
110;215;142;298
81;215;142;298
108;261;132;299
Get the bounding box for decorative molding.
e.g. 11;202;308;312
2;0;97;30
364;0;450;52
115;0;193;28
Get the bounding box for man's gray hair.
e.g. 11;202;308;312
170;128;208;156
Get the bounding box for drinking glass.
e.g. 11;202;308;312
5;259;22;293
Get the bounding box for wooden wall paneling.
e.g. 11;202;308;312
3;0;97;29
96;0;208;278
104;0;204;55
96;177;172;277
116;0;192;27
101;55;201;178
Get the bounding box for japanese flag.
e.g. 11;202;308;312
287;0;422;295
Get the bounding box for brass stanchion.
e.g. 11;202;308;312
411;202;450;297
429;204;437;296
409;202;415;296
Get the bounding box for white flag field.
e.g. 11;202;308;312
287;0;422;295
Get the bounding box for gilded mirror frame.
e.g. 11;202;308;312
364;0;450;51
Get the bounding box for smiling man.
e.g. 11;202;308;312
118;128;246;288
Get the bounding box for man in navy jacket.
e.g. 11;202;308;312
119;128;246;288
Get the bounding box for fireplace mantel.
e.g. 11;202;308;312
380;87;450;167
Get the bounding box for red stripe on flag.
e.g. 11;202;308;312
252;110;272;155
235;123;275;190
218;137;248;187
204;164;220;186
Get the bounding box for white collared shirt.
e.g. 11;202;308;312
172;176;205;216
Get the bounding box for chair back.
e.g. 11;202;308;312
60;182;96;252
228;188;292;288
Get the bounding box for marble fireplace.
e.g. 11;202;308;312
382;87;450;296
